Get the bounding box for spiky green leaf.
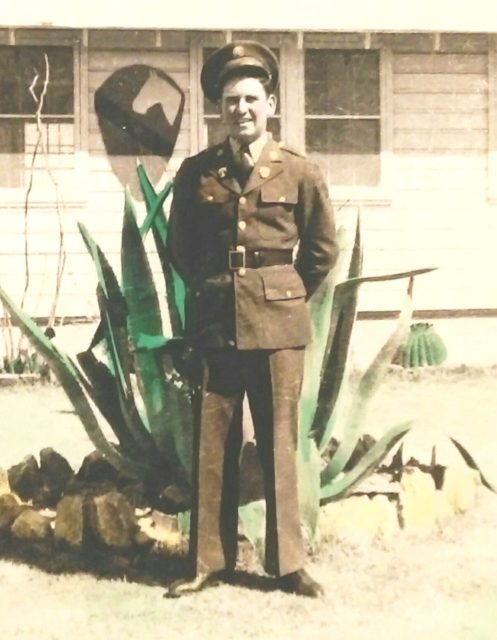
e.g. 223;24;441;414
0;284;143;479
320;421;412;502
322;277;414;476
121;192;192;473
450;437;496;492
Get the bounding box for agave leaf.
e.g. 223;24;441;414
297;438;321;543
323;277;415;478
450;437;496;492
138;179;173;239
308;217;363;448
342;267;436;288
121;192;189;472
0;284;144;479
299;224;352;440
78;222;130;390
136;165;185;336
79;222;157;457
76;350;140;456
320;421;412;503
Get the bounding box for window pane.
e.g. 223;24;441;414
306;119;380;186
0;46;73;115
0;119;24;153
306;119;379;155
305;50;379;116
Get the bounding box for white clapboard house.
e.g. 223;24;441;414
1;3;496;363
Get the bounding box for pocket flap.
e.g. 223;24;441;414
198;179;232;204
260;180;298;205
261;267;306;301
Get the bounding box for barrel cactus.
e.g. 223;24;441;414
394;322;447;368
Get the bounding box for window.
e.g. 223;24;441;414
202;47;281;147
0;46;74;188
304;49;380;186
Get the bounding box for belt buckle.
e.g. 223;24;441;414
229;246;246;270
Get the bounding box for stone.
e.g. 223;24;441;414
0;493;23;534
320;496;382;542
156;481;192;513
442;465;482;513
8;455;42;502
399;468;438;534
0;467;10;495
88;491;138;550
434;490;455;527
11;508;52;543
54;495;85;549
39;448;74;506
371;494;400;538
137;510;182;552
77;450;119;486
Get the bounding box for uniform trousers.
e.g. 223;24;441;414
189;347;306;577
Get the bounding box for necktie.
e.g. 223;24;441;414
235;144;255;186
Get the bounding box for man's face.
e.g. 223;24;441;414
219;76;276;144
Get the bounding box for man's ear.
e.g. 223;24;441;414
267;93;277;117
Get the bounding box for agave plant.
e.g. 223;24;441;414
0;166;493;553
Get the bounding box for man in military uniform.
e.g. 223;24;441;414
166;41;338;598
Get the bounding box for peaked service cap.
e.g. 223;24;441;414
201;40;279;102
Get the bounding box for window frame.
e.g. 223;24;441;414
300;37;393;203
0;38;86;206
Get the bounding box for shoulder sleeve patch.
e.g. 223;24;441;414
279;142;306;158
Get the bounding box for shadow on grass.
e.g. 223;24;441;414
0;538;280;594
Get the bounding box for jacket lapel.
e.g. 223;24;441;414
242;138;284;195
206;139;241;195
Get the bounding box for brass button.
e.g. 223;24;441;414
259;166;271;178
206;195;214;201
239;196;247;205
238;220;247;230
286;290;292;298
227;339;235;347
238;268;247;277
236;244;244;251
279;195;286;203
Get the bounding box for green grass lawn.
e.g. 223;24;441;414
0;370;496;639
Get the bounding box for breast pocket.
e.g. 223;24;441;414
196;179;235;232
257;181;299;240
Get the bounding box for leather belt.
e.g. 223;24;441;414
228;247;293;270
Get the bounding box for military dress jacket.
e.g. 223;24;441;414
167;137;338;350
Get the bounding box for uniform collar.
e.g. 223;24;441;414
207;136;284;195
229;132;271;164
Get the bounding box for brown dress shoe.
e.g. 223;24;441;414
164;571;228;598
278;569;324;598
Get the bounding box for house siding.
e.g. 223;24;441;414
0;29;496;326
